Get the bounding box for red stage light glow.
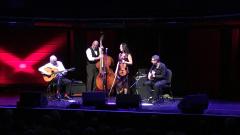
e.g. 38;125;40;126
0;34;66;84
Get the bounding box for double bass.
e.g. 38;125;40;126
95;34;115;92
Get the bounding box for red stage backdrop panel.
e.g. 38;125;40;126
0;28;68;86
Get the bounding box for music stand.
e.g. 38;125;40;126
130;68;148;89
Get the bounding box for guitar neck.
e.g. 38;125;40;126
52;69;68;75
56;68;74;74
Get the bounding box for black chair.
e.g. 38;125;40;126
160;68;174;101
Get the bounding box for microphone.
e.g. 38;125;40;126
105;48;108;54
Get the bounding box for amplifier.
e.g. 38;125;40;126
67;81;86;96
135;76;151;100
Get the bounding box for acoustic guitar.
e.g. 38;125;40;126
42;67;75;82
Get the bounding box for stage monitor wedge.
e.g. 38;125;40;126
17;92;48;108
116;94;141;109
82;92;106;107
178;94;209;114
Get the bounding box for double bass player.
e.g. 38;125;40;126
86;40;101;92
86;34;115;93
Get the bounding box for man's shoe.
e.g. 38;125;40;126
64;95;72;100
56;93;61;100
151;97;161;104
147;96;153;103
151;100;158;104
162;94;173;99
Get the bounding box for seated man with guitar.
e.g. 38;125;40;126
38;55;74;100
144;55;168;104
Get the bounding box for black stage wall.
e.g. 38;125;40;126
0;22;239;100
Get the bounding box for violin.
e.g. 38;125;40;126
118;61;128;77
118;53;129;77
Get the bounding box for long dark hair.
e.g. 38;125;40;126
121;42;130;54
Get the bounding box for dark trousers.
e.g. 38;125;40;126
49;75;71;97
144;79;167;100
86;64;98;92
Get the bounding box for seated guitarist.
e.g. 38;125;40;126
38;55;72;100
144;55;168;104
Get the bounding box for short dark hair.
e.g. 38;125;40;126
152;55;160;61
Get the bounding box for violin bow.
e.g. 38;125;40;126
108;61;119;96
